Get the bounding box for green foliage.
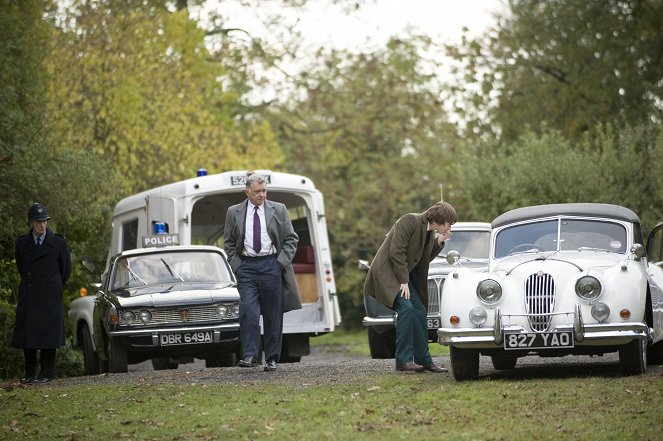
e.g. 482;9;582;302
447;0;663;142
455;123;663;231
0;300;23;379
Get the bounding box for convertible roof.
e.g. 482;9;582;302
492;203;640;229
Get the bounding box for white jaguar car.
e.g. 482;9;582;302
438;203;663;380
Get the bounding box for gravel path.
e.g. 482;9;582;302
8;348;661;388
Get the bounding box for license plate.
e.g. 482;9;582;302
427;317;441;329
504;331;574;350
160;331;213;346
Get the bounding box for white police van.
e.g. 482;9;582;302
105;169;341;362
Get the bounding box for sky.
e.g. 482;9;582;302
194;0;504;51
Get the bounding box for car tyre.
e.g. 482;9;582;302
619;338;647;376
450;346;479;381
81;323;100;375
647;339;663;365
490;354;517;370
107;338;128;373
367;327;396;359
151;357;178;370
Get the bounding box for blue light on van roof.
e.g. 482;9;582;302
153;222;167;234
197;168;208;177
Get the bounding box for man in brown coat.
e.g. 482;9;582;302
364;201;457;372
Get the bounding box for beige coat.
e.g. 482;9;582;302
364;212;443;309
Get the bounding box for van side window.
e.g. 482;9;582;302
122;219;139;251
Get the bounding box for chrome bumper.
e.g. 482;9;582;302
437;305;650;348
362;316;395;327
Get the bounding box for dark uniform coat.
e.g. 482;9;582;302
12;228;71;349
364;212;444;310
224;199;302;312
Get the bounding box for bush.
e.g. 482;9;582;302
0;299;83;379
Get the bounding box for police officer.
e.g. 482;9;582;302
11;203;71;384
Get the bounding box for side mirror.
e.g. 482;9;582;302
358;259;370;270
80;256;96;273
446;250;461;265
630;243;645;261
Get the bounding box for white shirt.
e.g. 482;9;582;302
244;203;274;256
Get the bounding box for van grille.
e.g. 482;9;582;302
427;277;444;315
525;272;555;332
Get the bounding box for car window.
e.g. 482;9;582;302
439;231;490;259
111;251;233;289
495;218;627;258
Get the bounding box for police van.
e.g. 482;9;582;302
105;169;341;362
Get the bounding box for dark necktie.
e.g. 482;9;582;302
253;206;261;253
36;237;41;247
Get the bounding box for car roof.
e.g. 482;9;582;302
492;203;640;229
114;245;225;259
451;222;491;231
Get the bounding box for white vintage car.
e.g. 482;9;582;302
438;203;663;380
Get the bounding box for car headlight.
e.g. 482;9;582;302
469;307;487;326
216;304;229;319
231;303;240;317
476;279;502;304
138;310;152;324
576;276;602;300
121;310;136;324
591;302;610;322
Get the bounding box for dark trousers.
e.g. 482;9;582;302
24;348;56;379
392;280;433;367
236;255;284;363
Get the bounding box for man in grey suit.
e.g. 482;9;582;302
364;201;457;372
224;173;301;371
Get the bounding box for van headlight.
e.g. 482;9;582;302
576;276;602;300
476;279;502;304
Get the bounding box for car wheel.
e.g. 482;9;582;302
367;327;396;359
151;357;178;370
80;323;100;375
619;337;647;376
647;339;663;365
490;354;517;370
107;338;128;373
450;346;479;381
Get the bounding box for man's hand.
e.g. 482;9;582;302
400;283;410;299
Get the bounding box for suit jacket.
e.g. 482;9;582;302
224;199;302;312
364;212;443;309
12;228;71;349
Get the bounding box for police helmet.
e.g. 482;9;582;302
28;203;50;222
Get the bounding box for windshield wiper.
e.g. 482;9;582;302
125;262;147;285
160;258;184;281
577;247;612;253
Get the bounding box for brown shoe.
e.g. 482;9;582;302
395;362;424;372
423;363;448;373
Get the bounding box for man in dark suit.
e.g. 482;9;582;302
364;201;457;372
224;173;301;371
12;203;71;384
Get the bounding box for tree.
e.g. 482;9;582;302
268;36;460;324
446;0;663;143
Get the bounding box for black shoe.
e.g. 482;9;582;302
238;356;260;367
395;362;425;372
264;359;277;371
20;375;36;384
33;377;52;384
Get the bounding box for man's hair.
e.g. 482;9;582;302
245;173;267;188
426;201;458;225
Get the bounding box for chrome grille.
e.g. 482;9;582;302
525;272;555;332
122;303;237;326
427;277;444;315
